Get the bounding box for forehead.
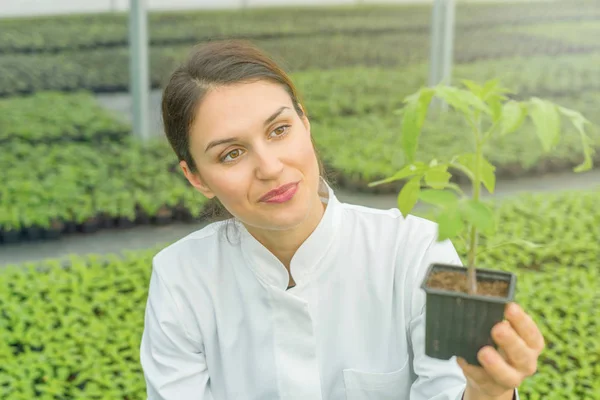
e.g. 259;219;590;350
192;80;293;139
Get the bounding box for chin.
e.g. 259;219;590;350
259;189;314;231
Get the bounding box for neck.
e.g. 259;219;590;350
245;193;326;270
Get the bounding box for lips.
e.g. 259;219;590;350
259;182;299;202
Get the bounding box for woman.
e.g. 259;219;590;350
140;40;544;400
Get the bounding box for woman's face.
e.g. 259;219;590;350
181;79;322;231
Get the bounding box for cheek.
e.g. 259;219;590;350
203;165;249;200
290;130;317;164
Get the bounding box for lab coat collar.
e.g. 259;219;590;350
237;177;341;291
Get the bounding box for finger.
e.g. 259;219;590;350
457;357;490;387
505;303;545;353
478;346;522;389
457;357;515;398
491;320;537;375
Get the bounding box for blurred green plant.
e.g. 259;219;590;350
1;187;598;398
369;79;596;294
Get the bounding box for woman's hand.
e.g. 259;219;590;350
457;302;545;400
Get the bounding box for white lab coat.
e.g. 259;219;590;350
140;178;516;400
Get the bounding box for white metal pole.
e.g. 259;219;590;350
441;0;456;87
429;0;455;112
428;0;443;88
129;0;150;141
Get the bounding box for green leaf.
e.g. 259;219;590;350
434;86;492;117
454;153;496;194
401;88;435;163
461;79;483;98
557;105;595;173
481;79;512;99
529;97;561;152
419;189;459;208
397;176;421;217
480;155;496;194
436;208;465;242
424;165;451;190
500;100;527;136
368;162;426;187
460;200;495;235
487;94;504;125
482;79;511;124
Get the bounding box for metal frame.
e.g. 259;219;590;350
129;0;150;141
429;0;456;111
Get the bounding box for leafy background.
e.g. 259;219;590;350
1;188;598;399
0;1;599;398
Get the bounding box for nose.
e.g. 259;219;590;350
254;144;284;180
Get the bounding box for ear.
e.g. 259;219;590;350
180;160;215;199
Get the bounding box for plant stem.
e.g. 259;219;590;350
467;114;482;295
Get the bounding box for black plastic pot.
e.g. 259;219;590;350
98;213;115;229
153;215;172;225
43;228;62;240
62;222;77;234
24;226;43;241
117;217;135;229
421;263;517;366
1;229;21;244
135;208;151;225
78;220;99;234
173;206;193;223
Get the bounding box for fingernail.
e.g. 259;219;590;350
482;348;494;364
508;303;520;316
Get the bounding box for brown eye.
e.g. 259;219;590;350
221;149;244;163
269;125;290;138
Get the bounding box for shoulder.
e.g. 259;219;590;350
339;201;458;268
152;219;232;276
339;202;439;241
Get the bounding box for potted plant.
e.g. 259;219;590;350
75;196;99;234
134;189;158;225
0;206;22;244
369;79;595;365
45;204;66;240
116;192;137;229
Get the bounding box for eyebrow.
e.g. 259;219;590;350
204;106;290;153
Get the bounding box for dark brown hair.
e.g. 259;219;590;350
161;39;328;220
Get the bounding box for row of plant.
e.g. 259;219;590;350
0;92;129;144
501;20;600;48
1;31;599;99
0;93;596;243
0;138;210;244
1;1;598;54
314;91;600;192
1;74;599;239
3;54;599;144
0;186;597;398
297;53;600;122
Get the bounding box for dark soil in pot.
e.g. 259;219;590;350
421;263;516;366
